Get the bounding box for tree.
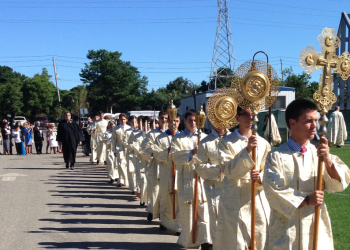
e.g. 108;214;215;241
80;49;148;114
0;78;23;118
22;68;56;121
281;67;318;101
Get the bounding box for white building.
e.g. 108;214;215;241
179;87;295;130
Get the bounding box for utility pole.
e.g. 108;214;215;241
280;59;283;82
52;57;61;106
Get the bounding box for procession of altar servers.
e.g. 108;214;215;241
86;110;350;250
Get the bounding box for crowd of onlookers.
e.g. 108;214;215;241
0;119;62;155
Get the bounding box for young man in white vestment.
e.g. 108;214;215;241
112;113;131;187
171;109;211;249
95;111;108;165
152;114;181;233
104;120;119;183
327;106;348;148
196;125;230;248
87;115;99;163
263;99;350;250
140;110;168;221
122;115;139;194
129;116;149;206
215;106;271;250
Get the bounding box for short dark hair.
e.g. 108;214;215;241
142;116;151;123
184;109;196;119
158;110;168;118
137;115;144;123
119;113;127;119
237;106;243;115
285;99;317;129
128;115;137;122
65;111;71;116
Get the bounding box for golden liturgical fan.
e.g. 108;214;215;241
167;100;177;220
231;52;280;250
207;87;243;130
192;104;206;244
299;27;350;250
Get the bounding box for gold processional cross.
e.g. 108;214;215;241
299;27;350;250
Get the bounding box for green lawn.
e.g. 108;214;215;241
326;148;350;250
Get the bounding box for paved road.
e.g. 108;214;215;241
0;147;183;249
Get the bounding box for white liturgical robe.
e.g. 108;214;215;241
140;128;164;219
327;110;348;146
264;114;282;146
87;121;97;163
95;119;108;163
112;124;131;186
129;130;148;205
152;129;181;232
103;129;118;180
123;127;138;193
171;129;210;248
196;130;230;246
263;142;350;250
215;130;271;250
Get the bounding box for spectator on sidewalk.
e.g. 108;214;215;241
33;121;43;154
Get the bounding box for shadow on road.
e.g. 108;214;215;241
32;162;182;250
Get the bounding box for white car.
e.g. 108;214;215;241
12;116;27;127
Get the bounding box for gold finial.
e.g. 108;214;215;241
195;104;206;130
167;100;177;121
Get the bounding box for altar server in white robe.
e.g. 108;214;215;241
123;115;138;194
87;115;99;163
327;106;348;147
196;126;230;248
140;110;168;221
112;113;131;187
104;120;119;183
129;116;150;206
215;106;271;250
171;109;211;249
264;99;350;250
264;112;282;146
152;114;181;233
95;111;108;165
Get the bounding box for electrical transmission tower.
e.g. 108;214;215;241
209;0;236;90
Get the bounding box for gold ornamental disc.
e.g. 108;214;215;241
207;88;243;130
240;70;270;102
214;96;237;122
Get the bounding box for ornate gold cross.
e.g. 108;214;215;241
300;27;350;114
299;27;350;250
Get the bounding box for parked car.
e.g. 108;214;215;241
34;116;49;128
12;116;27;127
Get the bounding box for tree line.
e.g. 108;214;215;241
0;49;320;122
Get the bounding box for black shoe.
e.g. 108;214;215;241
159;224;167;231
140;202;145;206
96;160;99;165
337;145;341;148
176;232;181;236
66;163;69;169
147;213;153;221
109;179;115;184
70;166;74;170
201;243;213;250
131;191;136;195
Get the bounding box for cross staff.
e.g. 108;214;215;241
300;27;350;250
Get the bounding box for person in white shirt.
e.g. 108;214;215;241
12;122;23;154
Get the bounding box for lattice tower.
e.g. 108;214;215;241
209;0;236;90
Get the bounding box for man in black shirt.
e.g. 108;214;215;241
33;121;43;154
57;112;84;170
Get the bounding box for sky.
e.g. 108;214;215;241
0;0;348;92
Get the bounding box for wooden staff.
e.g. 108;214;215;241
192;133;201;244
170;120;176;219
313;113;327;250
250;110;259;250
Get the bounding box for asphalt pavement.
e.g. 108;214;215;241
0;142;183;250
